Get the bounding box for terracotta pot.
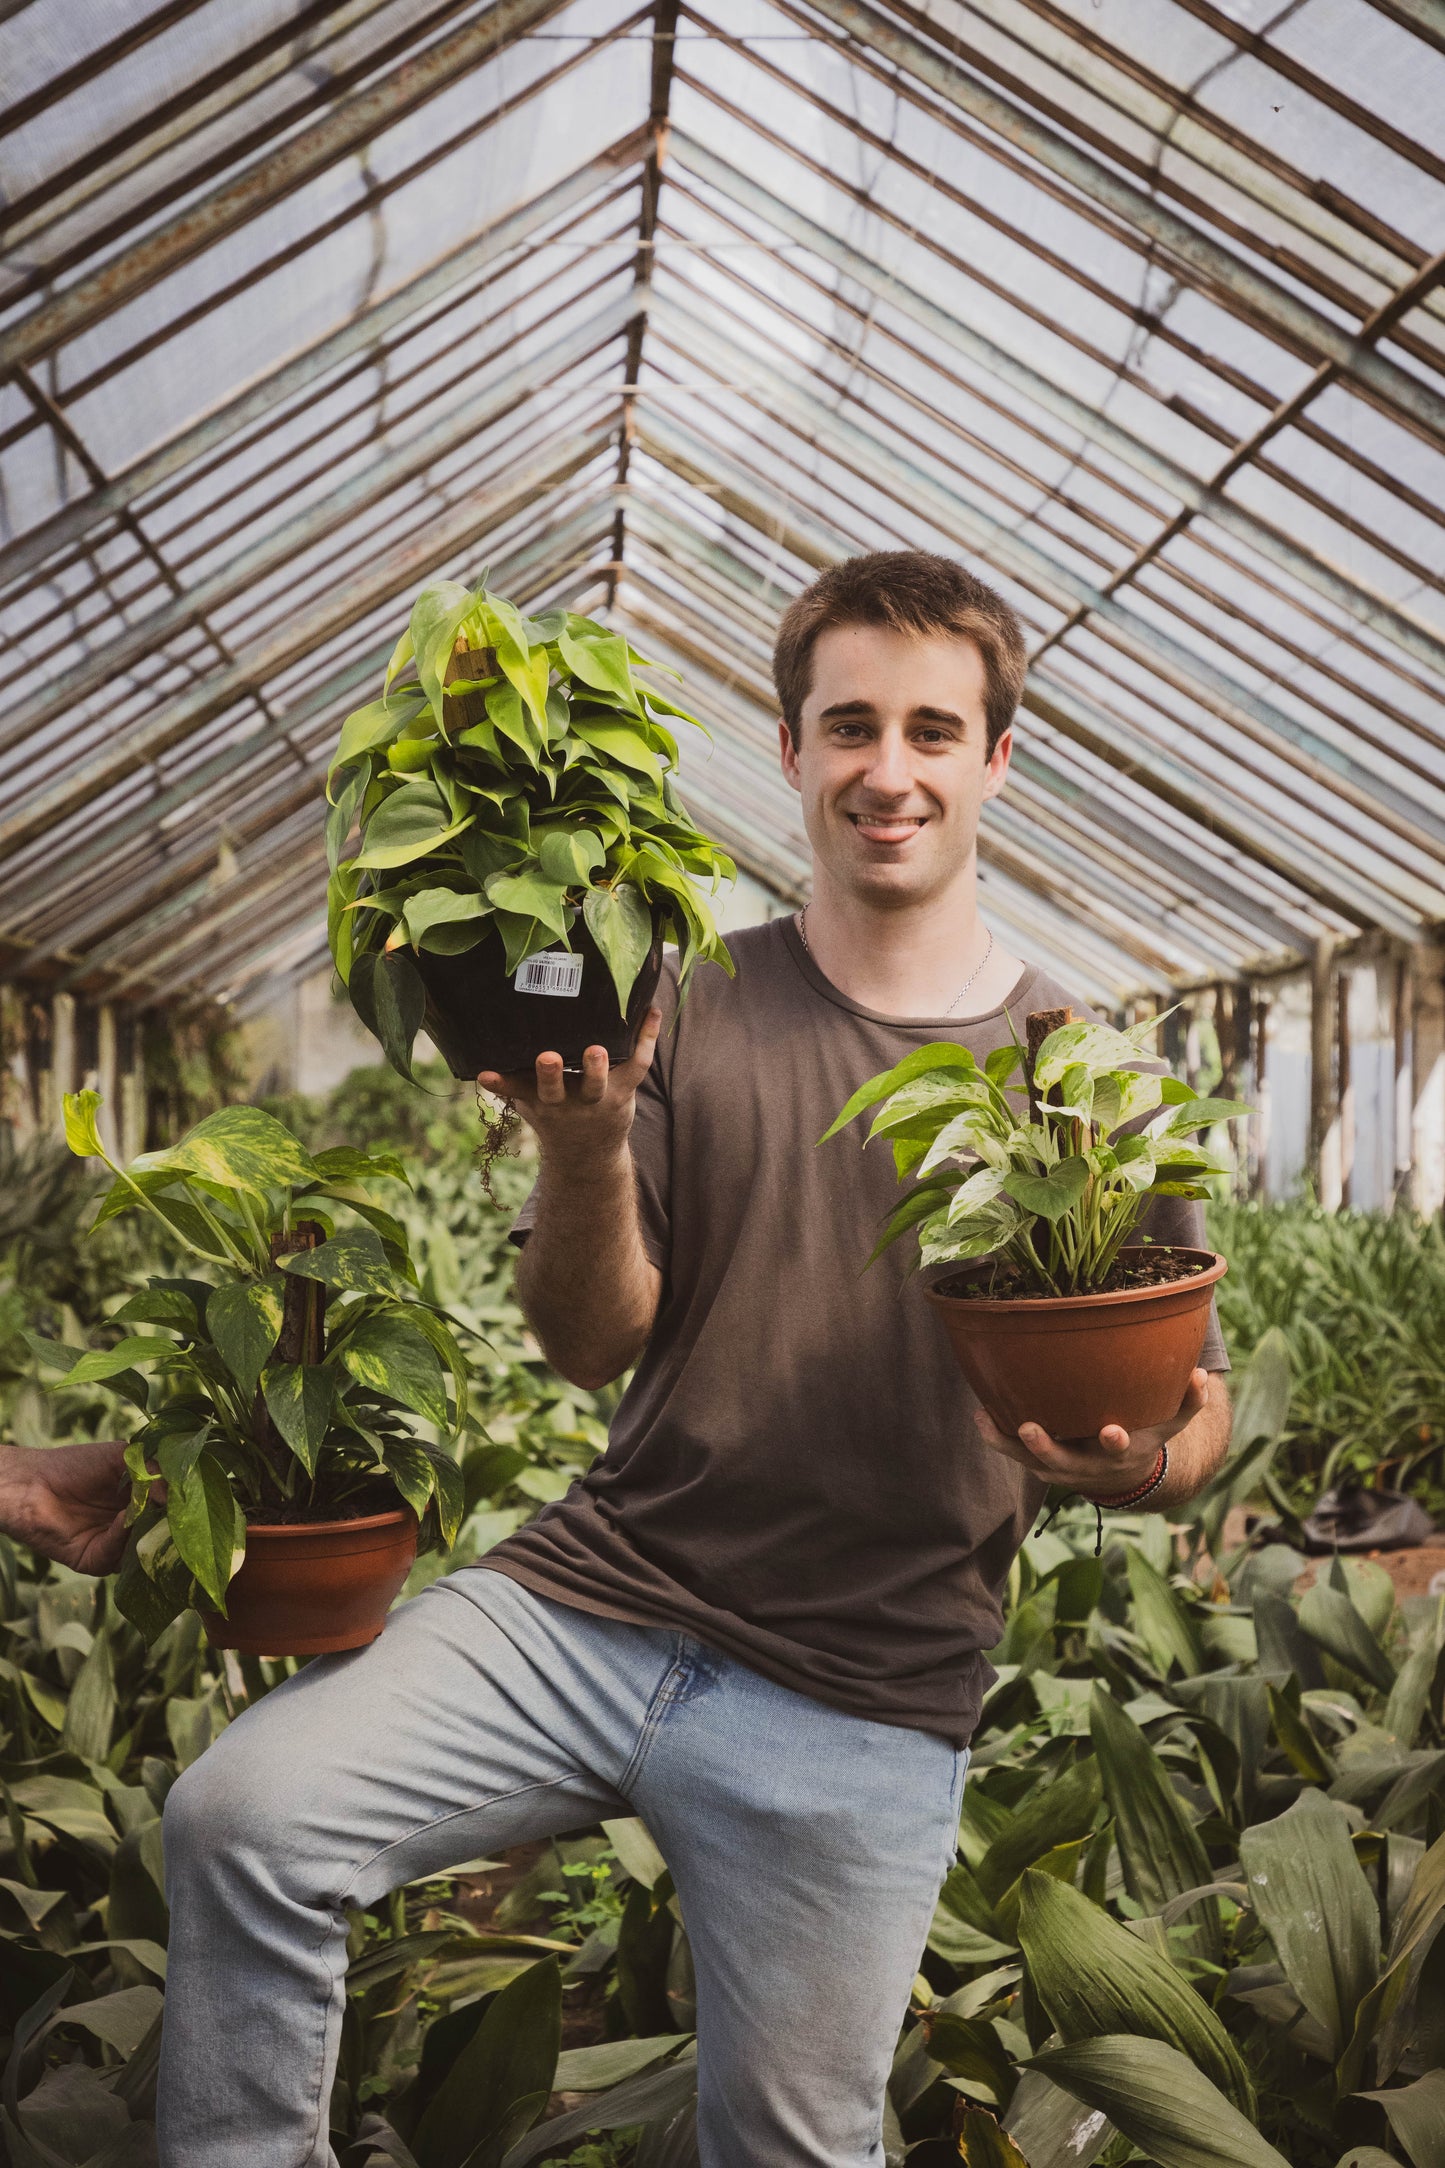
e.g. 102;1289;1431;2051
411;915;664;1079
200;1507;417;1657
927;1246;1227;1443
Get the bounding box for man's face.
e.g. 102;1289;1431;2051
779;621;1012;907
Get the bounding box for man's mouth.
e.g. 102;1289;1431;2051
846;812;928;846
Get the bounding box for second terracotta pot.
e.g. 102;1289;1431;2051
200;1506;417;1657
927;1245;1227;1443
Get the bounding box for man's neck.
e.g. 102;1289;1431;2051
799;868;1025;1020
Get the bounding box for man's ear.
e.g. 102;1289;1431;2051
980;725;1013;805
779;715;802;793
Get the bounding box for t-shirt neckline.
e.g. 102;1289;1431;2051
778;912;1042;1030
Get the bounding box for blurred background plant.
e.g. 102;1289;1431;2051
2;1064;1443;2166
1209;1198;1445;1517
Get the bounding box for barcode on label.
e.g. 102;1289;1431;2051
514;949;584;997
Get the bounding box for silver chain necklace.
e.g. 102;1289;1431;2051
796;906;994;1017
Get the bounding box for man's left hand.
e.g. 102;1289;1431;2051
973;1369;1211;1499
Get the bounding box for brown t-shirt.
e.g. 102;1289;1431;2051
484;917;1228;1746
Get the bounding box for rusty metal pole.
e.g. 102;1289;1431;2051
1310;936;1340;1208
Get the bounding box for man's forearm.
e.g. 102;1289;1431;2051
514;1143;661;1390
1150;1373;1232;1511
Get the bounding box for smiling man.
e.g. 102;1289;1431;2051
158;552;1230;2168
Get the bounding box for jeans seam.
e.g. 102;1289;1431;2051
297;1771;598;2167
618;1639;688;1793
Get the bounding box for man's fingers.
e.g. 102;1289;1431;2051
577;1045;610;1103
533;1051;567;1106
615;1006;662;1090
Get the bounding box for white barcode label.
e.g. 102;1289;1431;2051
514;949;583;997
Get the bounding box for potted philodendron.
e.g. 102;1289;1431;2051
30;1092;466;1655
326;576;735;1083
824;1008;1250;1441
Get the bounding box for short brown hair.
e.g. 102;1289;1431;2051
773;551;1026;757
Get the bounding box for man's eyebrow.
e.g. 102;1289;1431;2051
815;701;967;725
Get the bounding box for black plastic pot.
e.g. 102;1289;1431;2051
412;916;665;1078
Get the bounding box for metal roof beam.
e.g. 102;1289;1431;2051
1004;749;1316;960
607;0;682;609
671;129;1445;689
804;0;1445;448
649;292;1445;866
625;454;1419;935
28;506;615;992
0;0;578;371
877;0;1438;304
635;472;1320;956
0;421;620;865
2;290;638;754
7;498;618;947
0;131;647;594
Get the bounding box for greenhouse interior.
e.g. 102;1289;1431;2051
2;1;1444;2164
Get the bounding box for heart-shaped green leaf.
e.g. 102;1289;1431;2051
206;1280;284;1394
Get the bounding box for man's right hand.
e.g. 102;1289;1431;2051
478;1005;663;1174
488;1007;664;1390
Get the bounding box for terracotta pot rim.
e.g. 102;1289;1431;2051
241;1505;417;1541
926;1244;1226;1317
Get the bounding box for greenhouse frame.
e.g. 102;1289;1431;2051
2;0;1444;1205
6;11;1445;2167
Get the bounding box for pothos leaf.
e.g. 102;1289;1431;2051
206;1279;285;1395
408;579;473;719
1002;1157;1090;1222
280;1228;396;1296
583;881;654;1016
353;781;473;871
167;1451;246;1615
62;1089;108;1160
351;947;426;1082
819;1044;980;1145
339;1313;448;1428
262;1363;336;1476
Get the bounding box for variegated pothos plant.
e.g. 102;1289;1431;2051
824;1011;1252;1295
27;1092;466;1633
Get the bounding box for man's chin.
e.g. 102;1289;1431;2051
837;855;945;908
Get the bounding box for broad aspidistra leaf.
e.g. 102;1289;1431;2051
1016;1870;1253;2117
1028;2035;1289;2168
1238;1788;1380;2058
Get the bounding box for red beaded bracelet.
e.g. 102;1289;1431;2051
1081;1443;1168;1510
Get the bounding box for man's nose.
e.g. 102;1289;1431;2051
863;729;914;796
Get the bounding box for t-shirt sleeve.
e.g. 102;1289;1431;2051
1135;1191;1230;1373
508;966;677;1272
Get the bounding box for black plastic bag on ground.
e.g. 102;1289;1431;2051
1300;1486;1437;1554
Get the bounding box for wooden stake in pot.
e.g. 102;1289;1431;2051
442;641;498;732
1025;1006;1073;1122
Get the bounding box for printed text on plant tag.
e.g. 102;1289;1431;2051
514;950;584;997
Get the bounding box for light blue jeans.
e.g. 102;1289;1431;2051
158;1569;967;2168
